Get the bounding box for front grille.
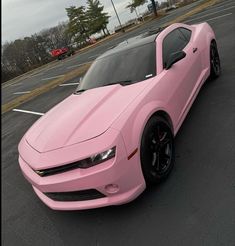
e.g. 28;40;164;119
34;161;82;177
44;189;106;202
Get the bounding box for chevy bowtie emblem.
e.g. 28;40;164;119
35;170;45;176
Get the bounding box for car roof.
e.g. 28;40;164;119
97;27;165;60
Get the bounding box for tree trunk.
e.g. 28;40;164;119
151;0;158;17
105;27;110;35
102;28;107;37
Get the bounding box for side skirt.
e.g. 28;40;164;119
174;67;210;135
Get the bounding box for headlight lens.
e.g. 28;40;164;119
79;147;116;168
34;147;116;177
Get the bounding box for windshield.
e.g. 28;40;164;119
77;42;156;91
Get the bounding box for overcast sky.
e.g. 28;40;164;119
2;0;157;43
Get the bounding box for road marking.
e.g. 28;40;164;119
30;72;44;78
88;55;99;59
41;75;65;81
11;82;22;87
209;0;235;9
66;63;88;69
205;12;233;22
13;91;31;95
12;109;45;116
192;2;235;17
59;82;80;86
45;63;63;72
185;6;235;23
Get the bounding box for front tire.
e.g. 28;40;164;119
140;115;175;185
210;40;221;79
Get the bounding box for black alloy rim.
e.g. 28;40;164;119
211;43;220;75
147;124;172;176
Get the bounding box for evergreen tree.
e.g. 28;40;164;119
126;0;158;17
126;1;139;18
66;6;90;43
127;0;146;10
86;0;110;36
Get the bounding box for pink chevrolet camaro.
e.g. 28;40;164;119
18;23;221;210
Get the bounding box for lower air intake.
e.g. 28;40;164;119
44;189;105;202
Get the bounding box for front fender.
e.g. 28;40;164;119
111;99;173;158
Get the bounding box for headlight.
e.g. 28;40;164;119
78;147;116;168
34;147;116;176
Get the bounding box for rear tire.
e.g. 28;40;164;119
210;40;221;79
140;115;175;185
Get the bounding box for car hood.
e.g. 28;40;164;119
25;82;150;153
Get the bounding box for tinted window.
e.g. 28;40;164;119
178;27;192;42
78;42;156;91
163;28;191;68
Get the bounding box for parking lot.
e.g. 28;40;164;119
2;0;235;245
0;0;219;105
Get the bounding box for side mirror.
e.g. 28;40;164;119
165;51;186;70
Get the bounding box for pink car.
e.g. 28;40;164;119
18;23;221;210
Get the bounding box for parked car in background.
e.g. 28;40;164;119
166;4;178;12
50;47;75;60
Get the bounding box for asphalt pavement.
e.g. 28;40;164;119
2;0;235;245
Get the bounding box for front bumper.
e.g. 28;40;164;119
19;128;146;210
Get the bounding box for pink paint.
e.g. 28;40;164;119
18;23;216;210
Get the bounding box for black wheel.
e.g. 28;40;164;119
210;40;221;79
140;115;175;185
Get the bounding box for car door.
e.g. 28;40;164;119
160;27;202;130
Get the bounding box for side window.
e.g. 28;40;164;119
178;27;192;42
163;28;192;68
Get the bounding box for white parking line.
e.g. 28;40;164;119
188;12;233;24
12;109;45;116
66;63;88;69
88;55;99;59
204;13;233;22
13;91;31;95
191;2;235;17
45;63;63;72
209;0;234;9
41;75;65;81
59;82;80;86
185;5;235;23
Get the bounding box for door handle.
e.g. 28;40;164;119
193;47;198;53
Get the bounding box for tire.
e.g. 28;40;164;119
140;115;175;185
210;40;221;79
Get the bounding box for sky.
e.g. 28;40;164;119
2;0;158;43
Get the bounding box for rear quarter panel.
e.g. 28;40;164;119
191;22;216;73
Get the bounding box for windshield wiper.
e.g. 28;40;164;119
74;89;87;95
104;80;133;86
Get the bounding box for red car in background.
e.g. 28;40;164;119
50;47;75;60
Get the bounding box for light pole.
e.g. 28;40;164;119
110;0;125;32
